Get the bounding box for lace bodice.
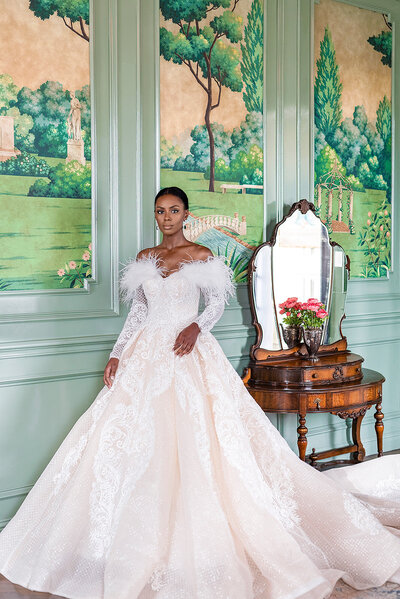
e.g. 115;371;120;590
110;254;235;359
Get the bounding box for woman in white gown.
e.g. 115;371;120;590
0;187;399;599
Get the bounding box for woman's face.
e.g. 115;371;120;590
155;194;188;236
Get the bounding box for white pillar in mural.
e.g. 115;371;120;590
66;92;86;165
0;116;21;162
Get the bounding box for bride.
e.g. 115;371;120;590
0;186;399;599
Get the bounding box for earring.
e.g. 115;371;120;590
183;220;187;230
155;223;159;231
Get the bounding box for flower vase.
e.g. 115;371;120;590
280;324;302;349
302;327;323;360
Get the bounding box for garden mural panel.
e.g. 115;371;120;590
159;0;264;283
314;0;392;278
0;0;91;291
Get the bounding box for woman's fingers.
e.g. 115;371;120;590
104;364;111;388
103;359;118;388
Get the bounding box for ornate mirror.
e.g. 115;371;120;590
249;199;349;360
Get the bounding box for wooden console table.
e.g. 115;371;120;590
243;353;385;469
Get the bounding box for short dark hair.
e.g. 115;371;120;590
154;187;189;210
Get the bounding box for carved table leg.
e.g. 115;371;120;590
351;414;366;462
374;399;384;457
297;412;308;461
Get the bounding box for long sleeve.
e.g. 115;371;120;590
194;287;226;333
109;284;148;359
193;257;236;333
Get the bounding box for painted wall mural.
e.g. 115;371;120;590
159;0;264;282
314;0;392;278
0;0;91;291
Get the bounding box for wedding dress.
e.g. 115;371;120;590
0;254;399;599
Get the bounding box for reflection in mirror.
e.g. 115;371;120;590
323;245;348;344
272;210;332;349
252;247;281;350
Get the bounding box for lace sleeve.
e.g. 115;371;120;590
193;257;235;334
109;285;148;359
194;287;226;333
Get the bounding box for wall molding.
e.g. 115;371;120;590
0;485;33;502
0;370;103;389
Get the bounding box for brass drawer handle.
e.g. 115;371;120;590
314;398;322;410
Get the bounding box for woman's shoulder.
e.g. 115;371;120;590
182;253;236;302
119;250;161;302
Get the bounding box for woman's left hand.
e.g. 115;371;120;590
173;322;201;357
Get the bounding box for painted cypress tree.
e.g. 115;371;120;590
376;95;392;198
376;95;391;142
240;0;263;113
314;27;343;139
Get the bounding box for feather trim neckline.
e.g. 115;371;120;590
119;252;235;304
136;252;228;280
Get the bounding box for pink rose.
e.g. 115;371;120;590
316;309;328;319
57;269;65;276
69;261;76;269
386;231;390;238
308;305;318;312
287;297;298;302
286;312;290;317
82;251;90;261
301;303;308;310
367;219;371;225
278;302;286;309
307;298;321;305
380;225;383;231
297;312;301;318
286;299;297;308
279;308;286;314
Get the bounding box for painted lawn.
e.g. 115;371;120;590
318;188;389;278
0;171;91;290
161;169;264;248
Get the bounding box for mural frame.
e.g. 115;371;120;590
156;0;270;284
0;0;120;322
311;0;395;282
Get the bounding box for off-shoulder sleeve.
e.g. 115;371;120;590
192;256;236;333
109;256;159;359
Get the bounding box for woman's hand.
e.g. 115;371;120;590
173;322;201;357
104;357;119;388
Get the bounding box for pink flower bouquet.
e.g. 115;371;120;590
299;298;328;329
279;297;329;329
278;297;303;327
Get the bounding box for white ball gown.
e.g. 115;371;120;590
0;254;399;599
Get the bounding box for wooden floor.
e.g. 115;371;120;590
0;449;399;598
0;575;64;598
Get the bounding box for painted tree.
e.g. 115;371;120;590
376;95;391;142
160;0;243;192
376;95;392;198
29;0;89;41
314;27;342;140
241;0;263;113
368;31;392;67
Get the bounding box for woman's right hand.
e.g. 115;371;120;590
104;358;119;388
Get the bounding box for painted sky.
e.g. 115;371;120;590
0;0;89;92
314;0;391;123
160;0;255;142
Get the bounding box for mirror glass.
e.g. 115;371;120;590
252;206;348;351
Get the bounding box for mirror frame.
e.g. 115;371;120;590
248;199;350;361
